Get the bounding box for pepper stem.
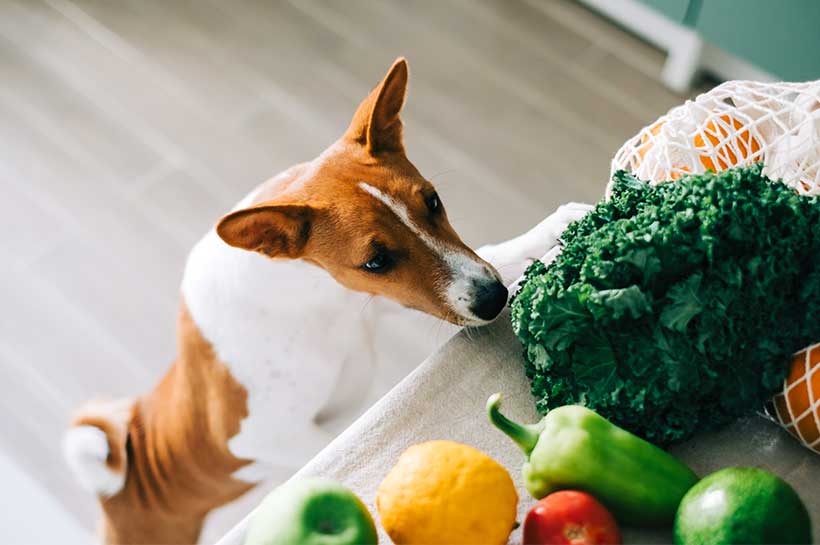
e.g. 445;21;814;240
486;393;542;456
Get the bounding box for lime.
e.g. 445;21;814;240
674;467;812;544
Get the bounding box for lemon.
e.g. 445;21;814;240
376;440;518;545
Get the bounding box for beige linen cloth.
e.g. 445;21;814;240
217;312;820;545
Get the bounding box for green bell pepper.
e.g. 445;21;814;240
487;394;698;526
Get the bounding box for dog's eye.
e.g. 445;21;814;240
426;192;440;214
362;252;393;273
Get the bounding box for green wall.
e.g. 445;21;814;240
637;0;691;22
635;0;820;80
696;0;820;80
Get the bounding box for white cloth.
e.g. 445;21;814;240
217;312;820;545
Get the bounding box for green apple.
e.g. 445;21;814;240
244;477;378;545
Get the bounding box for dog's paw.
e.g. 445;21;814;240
529;202;593;246
550;202;594;233
539;244;563;267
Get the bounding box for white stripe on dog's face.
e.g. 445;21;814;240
358;182;502;324
358;182;445;255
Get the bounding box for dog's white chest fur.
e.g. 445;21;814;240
181;228;451;479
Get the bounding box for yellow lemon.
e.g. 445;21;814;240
376;440;517;545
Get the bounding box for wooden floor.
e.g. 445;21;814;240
0;0;708;541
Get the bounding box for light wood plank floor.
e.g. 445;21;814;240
0;0;710;541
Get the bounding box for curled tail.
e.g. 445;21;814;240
63;398;134;497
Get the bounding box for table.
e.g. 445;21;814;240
217;311;820;545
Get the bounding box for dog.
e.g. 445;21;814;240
63;58;591;544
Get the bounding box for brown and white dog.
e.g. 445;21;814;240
63;58;590;544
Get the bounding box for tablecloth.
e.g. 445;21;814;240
216;311;820;545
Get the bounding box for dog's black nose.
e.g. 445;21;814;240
469;280;508;321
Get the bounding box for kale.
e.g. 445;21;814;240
510;165;820;446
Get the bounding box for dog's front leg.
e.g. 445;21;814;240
478;202;593;288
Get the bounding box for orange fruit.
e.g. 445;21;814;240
636;120;664;165
669;166;690;181
634;120;690;181
694;114;761;172
768;343;820;453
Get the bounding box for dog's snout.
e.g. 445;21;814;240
469;279;508;321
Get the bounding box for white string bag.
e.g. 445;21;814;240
767;344;820;454
605;79;820;454
608;80;820;197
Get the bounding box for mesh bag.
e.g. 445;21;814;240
608;79;820;454
767;344;820;454
608;80;820;197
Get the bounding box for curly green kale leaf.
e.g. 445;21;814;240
511;165;820;445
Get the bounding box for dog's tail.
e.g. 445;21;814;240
63;397;135;497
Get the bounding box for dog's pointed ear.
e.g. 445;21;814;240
216;202;321;258
344;57;408;155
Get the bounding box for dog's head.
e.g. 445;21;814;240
217;58;506;325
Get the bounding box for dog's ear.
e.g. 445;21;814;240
216;203;321;258
344;57;408;154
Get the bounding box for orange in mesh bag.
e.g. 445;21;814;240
611;79;820;453
693;114;761;172
767;345;820;453
610;80;820;197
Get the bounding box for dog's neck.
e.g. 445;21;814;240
182;163;378;367
183;162;369;347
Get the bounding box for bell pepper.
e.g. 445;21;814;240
487;394;698;526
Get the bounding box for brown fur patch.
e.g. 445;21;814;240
94;302;254;544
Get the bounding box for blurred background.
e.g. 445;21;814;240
1;0;818;543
